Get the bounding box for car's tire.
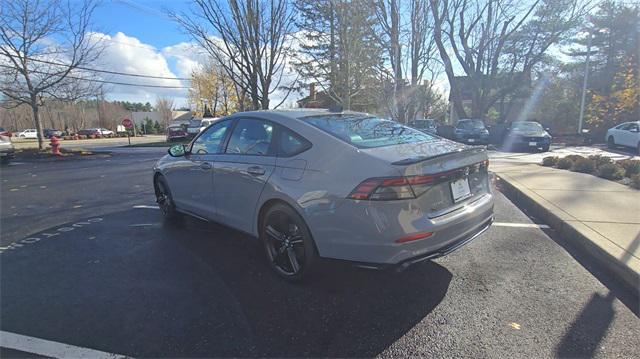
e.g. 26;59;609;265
637;142;640;155
154;175;180;221
540;145;550;152
260;202;318;282
607;136;615;148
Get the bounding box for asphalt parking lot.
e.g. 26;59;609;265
1;148;638;357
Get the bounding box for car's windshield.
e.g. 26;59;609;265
512;122;543;132
457;120;485;130
303;114;436;148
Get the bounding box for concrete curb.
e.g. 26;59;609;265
495;172;640;293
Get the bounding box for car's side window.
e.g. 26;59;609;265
617;123;631;130
190;120;232;155
225;118;274;156
278;127;311;157
627;124;639;132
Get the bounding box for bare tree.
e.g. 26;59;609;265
375;0;440;123
430;0;588;120
0;0;101;149
172;0;296;110
156;97;175;129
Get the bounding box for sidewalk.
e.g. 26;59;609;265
492;162;640;291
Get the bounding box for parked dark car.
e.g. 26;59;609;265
408;119;438;134
0;127;12;137
503;121;552;152
454;119;490;145
43;128;62;138
166;125;188;142
76;128;101;136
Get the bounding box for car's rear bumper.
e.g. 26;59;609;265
309;192;494;265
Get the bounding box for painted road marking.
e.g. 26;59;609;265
493;222;550;229
133;205;159;209
0;218;103;254
0;330;128;358
128;223;158;227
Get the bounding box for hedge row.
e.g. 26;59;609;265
542;154;640;189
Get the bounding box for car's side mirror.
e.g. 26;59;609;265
545;127;551;132
168;144;187;157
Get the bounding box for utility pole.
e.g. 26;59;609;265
578;29;593;134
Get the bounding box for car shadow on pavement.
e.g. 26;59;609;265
171;217;454;357
0;209;452;358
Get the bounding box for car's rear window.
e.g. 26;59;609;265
302;114;435;148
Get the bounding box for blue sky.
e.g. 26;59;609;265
94;0;191;49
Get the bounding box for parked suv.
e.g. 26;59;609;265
0;135;15;165
454;119;490;145
408;119;438;134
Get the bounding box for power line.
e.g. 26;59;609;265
9;56;191;81
0;64;190;89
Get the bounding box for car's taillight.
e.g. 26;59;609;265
348;160;488;201
348;174;439;200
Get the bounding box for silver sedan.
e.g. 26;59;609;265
153;109;494;281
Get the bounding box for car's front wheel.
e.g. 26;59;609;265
154;175;180;221
260;203;317;282
607;136;615;148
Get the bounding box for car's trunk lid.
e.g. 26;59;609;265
361;139;490;217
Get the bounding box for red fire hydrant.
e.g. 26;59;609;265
50;136;61;156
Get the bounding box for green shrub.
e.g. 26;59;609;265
556;157;574;169
597;163;625;180
587;154;613;168
630;174;640;189
572;158;596;173
542;156;559;167
618;159;640;177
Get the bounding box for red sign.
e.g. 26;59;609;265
122;118;133;129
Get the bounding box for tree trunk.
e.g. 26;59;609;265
30;99;44;150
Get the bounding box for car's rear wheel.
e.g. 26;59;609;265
154;175;180;221
260;203;317;282
607;136;615;148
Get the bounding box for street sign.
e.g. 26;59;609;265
122;118;133;129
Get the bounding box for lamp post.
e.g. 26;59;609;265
577;30;592;134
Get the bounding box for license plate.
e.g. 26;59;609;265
529;141;537;146
450;178;472;203
468;138;475;143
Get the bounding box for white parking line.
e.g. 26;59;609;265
0;330;129;358
128;223;158;227
132;205;159;209
493;222;550;229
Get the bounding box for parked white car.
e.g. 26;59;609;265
95;128;114;136
17;129;38;139
606;121;640;154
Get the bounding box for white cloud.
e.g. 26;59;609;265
89;32;195;106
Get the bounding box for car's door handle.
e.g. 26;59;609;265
200;162;212;170
247;166;266;176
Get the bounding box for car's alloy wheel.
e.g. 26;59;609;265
155;176;179;220
261;204;316;281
